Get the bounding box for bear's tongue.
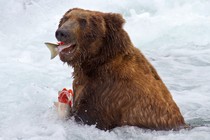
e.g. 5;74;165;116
57;43;75;53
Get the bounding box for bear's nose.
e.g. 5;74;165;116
55;29;69;41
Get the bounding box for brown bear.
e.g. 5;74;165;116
55;8;187;131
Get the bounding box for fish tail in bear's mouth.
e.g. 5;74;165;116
58;43;77;55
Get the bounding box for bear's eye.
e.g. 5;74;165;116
78;18;87;29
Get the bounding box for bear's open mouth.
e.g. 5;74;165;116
58;43;77;55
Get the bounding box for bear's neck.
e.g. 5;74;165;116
73;29;134;78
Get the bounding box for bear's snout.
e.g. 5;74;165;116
55;29;70;42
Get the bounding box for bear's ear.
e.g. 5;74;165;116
103;13;125;31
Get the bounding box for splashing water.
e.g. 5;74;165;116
0;0;210;139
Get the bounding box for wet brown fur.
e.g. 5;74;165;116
57;8;187;130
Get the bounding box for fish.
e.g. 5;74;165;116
54;88;73;119
54;102;71;119
44;42;59;59
45;42;73;59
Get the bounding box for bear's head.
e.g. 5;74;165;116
56;8;128;68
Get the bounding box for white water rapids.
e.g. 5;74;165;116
0;0;210;139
